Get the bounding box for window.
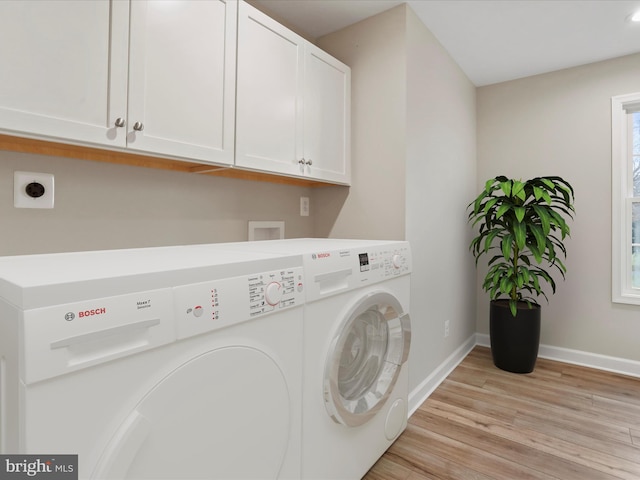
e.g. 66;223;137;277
612;93;640;304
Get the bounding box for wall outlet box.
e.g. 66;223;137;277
14;171;55;209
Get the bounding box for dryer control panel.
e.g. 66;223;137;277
174;266;304;340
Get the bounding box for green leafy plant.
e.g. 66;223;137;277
468;176;575;316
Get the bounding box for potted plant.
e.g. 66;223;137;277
468;175;575;373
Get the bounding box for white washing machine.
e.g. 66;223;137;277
0;244;304;479
211;239;411;479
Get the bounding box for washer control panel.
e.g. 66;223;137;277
174;267;304;340
305;242;411;301
358;244;411;278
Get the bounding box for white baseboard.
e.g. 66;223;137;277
475;333;640;378
408;334;476;416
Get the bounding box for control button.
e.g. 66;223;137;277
392;254;403;269
297;282;304;293
193;305;204;317
265;282;283;306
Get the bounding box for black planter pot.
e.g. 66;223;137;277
490;300;541;374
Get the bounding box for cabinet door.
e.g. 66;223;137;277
304;44;351;185
127;0;236;165
0;0;128;147
235;1;304;176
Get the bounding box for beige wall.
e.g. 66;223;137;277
315;5;477;395
405;7;477;389
314;6;407;240
477;52;640;361
0;151;314;256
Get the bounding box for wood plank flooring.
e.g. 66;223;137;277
363;346;640;480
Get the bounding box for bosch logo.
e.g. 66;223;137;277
313;252;331;259
78;307;107;318
64;312;75;321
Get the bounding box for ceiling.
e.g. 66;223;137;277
252;0;640;86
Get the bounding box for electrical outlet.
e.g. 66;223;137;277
14;171;55;209
300;196;309;217
444;319;450;338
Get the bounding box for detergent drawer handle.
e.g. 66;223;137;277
314;268;352;285
50;318;160;350
314;268;352;295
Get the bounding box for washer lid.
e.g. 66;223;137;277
324;291;410;427
92;346;292;479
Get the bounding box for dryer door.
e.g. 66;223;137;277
324;291;411;427
92;346;292;479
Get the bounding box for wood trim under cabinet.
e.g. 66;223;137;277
0;134;335;188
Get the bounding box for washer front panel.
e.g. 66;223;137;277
324;290;411;427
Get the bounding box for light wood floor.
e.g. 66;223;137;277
363;346;640;480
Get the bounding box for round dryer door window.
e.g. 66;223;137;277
324;291;411;427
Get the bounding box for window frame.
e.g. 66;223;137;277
612;92;640;304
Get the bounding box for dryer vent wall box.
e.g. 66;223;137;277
248;221;284;241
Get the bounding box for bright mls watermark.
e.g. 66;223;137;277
1;455;77;479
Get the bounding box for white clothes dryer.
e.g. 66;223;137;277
215;239;411;480
0;244;304;479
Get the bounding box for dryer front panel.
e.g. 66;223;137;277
92;346;291;479
323;290;410;427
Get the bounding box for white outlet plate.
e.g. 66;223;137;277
300;196;309;217
14;171;55;209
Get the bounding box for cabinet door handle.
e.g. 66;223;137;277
114;117;125;128
298;158;306;165
133;122;144;132
306;159;313;166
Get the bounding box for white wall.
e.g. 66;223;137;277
477;52;640;362
315;5;477;395
0;151;314;255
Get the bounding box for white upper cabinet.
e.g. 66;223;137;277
127;0;236;164
0;0;348;184
303;43;351;185
236;2;351;185
235;2;304;178
0;0;236;166
0;0;129;146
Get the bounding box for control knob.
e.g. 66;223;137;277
392;254;403;269
265;281;283;306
